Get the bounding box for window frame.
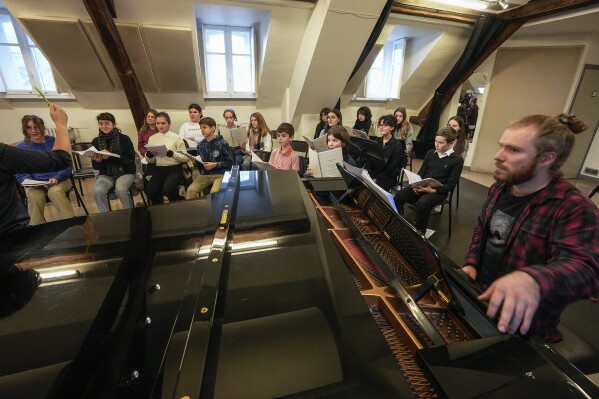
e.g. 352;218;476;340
356;38;406;101
0;8;59;96
200;24;256;98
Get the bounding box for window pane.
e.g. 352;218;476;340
0;45;31;90
372;50;384;69
206;54;227;92
32;47;56;92
231;30;250;55
366;70;384;98
205;29;225;53
232;54;252;92
0;15;18;44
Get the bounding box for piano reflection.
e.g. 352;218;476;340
0;166;597;399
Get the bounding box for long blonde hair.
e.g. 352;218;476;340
394;107;412;140
247;112;270;137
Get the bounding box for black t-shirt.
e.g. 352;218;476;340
479;190;537;286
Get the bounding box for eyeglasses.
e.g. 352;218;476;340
378;124;388;128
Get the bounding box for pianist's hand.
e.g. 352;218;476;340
462;265;477;280
478;271;540;335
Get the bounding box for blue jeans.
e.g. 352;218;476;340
93;174;135;212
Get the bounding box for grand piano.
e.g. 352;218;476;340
0;166;597;398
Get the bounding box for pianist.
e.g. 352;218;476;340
462;114;599;342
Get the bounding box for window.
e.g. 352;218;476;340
201;25;255;97
0;9;57;94
359;38;405;100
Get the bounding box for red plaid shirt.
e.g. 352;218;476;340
464;179;599;342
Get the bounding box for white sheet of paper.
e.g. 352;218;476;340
144;144;168;157
74;146;121;158
21;179;51;187
177;150;203;163
250;151;262;163
403;168;442;188
342;162;398;213
303;135;328;153
309;147;342;178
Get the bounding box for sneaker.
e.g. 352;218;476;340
433;205;442;214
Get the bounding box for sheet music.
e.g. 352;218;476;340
74;146;121;158
21;179;51;187
144;144;168;157
303;135;328;153
177;150;203;163
308;147;342;178
220;126;246;147
342;162;398;213
403;169;442;188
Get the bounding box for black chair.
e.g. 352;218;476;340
71;142;96;196
432;187;456;237
405;186;455;237
290;140;309;157
254;150;271;162
106;184;147;211
16;177;89;216
397;148;415;186
590;184;599;198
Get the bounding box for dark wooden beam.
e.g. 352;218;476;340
414;0;598;126
391;3;479;25
415;19;525;125
82;0;149;131
499;0;598;21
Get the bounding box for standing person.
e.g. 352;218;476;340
393;107;413;166
448;115;468;159
318;109;343;138
187;117;234;197
353;106;372;134
138;109;158;156
461;114;598;342
314;107;331;139
393;127;463;233
145;112;189;204
15;115;74;225
91;113;136;213
368;115;404;192
269;123;300;172
0;104;71;235
241;112;272;169
179;103;203;143
466;97;479;139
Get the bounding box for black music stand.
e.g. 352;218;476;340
349;137;385;162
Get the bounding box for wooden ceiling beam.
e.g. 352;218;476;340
391;3;479;24
82;0;149;131
499;0;598;21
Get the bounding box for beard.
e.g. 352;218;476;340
494;157;538;186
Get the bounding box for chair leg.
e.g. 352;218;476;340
71;179;89;215
448;205;452;237
456;180;460;209
107;194;112;211
590;184;599;198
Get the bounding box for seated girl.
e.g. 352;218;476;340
16;115;74;224
241;112;272;170
92;112;136;213
145;112;189;204
352;106;372;135
305;125;356;177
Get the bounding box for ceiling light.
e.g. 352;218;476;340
430;0;488;11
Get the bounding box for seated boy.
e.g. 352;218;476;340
186;117;233;198
393;127;463;234
269;123;300;172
